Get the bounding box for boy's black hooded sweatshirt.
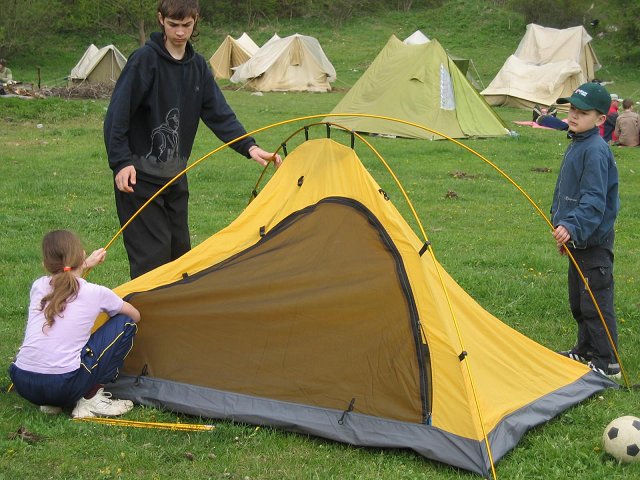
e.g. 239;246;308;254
104;32;256;183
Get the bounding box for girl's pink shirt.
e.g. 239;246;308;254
14;276;124;374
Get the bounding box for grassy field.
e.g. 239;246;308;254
2;2;640;479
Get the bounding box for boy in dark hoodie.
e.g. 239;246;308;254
552;82;620;380
104;0;281;279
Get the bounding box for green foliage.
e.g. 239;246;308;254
0;0;445;55
507;0;595;28
0;0;59;55
0;0;156;57
610;0;640;62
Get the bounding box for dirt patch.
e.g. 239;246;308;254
2;82;115;99
42;83;115;99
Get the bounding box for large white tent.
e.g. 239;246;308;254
481;24;601;109
230;33;336;92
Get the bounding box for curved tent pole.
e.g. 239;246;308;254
241;113;629;391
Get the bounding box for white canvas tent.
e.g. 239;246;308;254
69;44;127;85
209;33;259;80
230;33;336;92
403;30;430;45
481;24;601;109
262;33;281;47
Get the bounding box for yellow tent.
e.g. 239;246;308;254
106;138;614;476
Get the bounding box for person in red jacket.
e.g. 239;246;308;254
600;93;620;143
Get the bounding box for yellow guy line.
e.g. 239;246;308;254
73;416;215;431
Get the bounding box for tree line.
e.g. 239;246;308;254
0;0;440;57
1;0;638;61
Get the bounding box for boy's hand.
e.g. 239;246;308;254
115;166;136;193
249;146;282;168
552;225;571;255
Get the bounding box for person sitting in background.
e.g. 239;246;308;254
0;58;12;94
613;99;640;147
0;58;12;84
600;94;620;142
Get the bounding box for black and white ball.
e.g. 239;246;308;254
602;416;640;463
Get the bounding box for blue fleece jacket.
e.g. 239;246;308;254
551;127;619;248
104;32;256;182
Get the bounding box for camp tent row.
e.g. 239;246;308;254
325;34;509;139
211;28;496;141
230;33;336;92
68;44;127;86
105;136;615;477
208;32;336;92
481;23;601;109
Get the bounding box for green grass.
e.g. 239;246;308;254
2;2;640;479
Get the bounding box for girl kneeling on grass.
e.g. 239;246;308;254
9;230;140;418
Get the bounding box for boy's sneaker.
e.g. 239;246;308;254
71;388;134;418
39;405;63;415
588;362;622;380
558;350;591;364
532;104;542;122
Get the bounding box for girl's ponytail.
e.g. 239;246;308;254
39;230;85;330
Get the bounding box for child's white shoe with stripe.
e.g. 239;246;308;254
71;388;134;418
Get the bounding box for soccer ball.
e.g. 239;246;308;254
602;416;640;463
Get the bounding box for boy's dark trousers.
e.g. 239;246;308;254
567;231;618;371
114;175;190;279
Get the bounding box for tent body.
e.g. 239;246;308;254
105;138;614;476
69;44;127;85
209;33;259;80
324;35;508;139
230;33;336;92
262;33;281;47
403;30;481;89
481;24;601;109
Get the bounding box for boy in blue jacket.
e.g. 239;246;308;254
551;82;620;379
104;0;280;279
